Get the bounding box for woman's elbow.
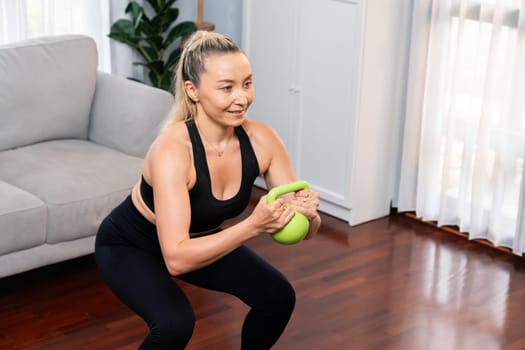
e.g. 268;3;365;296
165;258;191;276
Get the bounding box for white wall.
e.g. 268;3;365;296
178;0;243;43
173;0;197;23
109;0;142;79
203;0;243;44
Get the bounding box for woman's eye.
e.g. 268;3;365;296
244;81;253;88
221;86;232;91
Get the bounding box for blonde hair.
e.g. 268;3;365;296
163;30;243;129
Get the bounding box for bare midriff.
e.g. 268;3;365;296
131;181;157;225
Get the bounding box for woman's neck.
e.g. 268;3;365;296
194;117;235;157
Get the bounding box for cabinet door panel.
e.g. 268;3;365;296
242;0;297;149
294;0;361;207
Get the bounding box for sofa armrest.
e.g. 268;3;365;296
88;72;174;158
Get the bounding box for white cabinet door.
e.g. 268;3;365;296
242;0;363;220
242;0;298;148
293;0;361;213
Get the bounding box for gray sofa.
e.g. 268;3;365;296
0;35;173;278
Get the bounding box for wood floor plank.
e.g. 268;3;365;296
1;187;524;349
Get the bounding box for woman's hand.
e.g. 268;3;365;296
249;195;296;235
289;189;320;221
288;189;321;240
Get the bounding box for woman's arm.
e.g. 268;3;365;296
248;120;322;240
149;133;295;276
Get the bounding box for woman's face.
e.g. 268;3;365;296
188;52;254;126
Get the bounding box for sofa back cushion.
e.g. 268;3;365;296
88;72;174;158
0;35;97;151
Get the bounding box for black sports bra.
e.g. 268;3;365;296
140;119;260;233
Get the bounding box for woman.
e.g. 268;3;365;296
95;30;321;350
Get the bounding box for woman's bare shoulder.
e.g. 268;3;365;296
242;118;288;174
144;121;192;177
151;122;190;153
242;118;281;144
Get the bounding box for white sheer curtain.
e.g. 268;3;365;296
397;0;525;254
0;0;111;72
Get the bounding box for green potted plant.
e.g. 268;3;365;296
109;0;197;93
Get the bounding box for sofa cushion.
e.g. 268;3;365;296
89;72;174;158
0;181;46;255
0;140;143;243
0;35;97;151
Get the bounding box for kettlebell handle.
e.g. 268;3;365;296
267;180;310;203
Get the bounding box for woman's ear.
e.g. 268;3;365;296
184;81;199;102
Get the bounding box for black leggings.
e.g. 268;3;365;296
95;197;295;350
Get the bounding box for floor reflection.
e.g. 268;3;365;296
386;225;515;350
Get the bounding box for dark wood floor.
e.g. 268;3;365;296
1;187;525;350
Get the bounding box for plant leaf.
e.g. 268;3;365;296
148;70;161;88
139;16;155;36
127;77;144;84
144;35;164;52
136;45;161;63
165;21;197;48
165;47;182;70
157;0;177;13
144;0;171;13
108;19;142;46
160;71;174;92
125;1;144;30
145;60;165;74
152;8;179;34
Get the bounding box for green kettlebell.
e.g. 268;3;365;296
266;180;310;244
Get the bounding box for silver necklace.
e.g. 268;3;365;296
196;120;232;157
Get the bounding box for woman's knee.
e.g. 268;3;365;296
147;309;195;348
274;278;296;313
256;276;296;314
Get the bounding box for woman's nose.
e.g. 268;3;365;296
233;90;248;105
